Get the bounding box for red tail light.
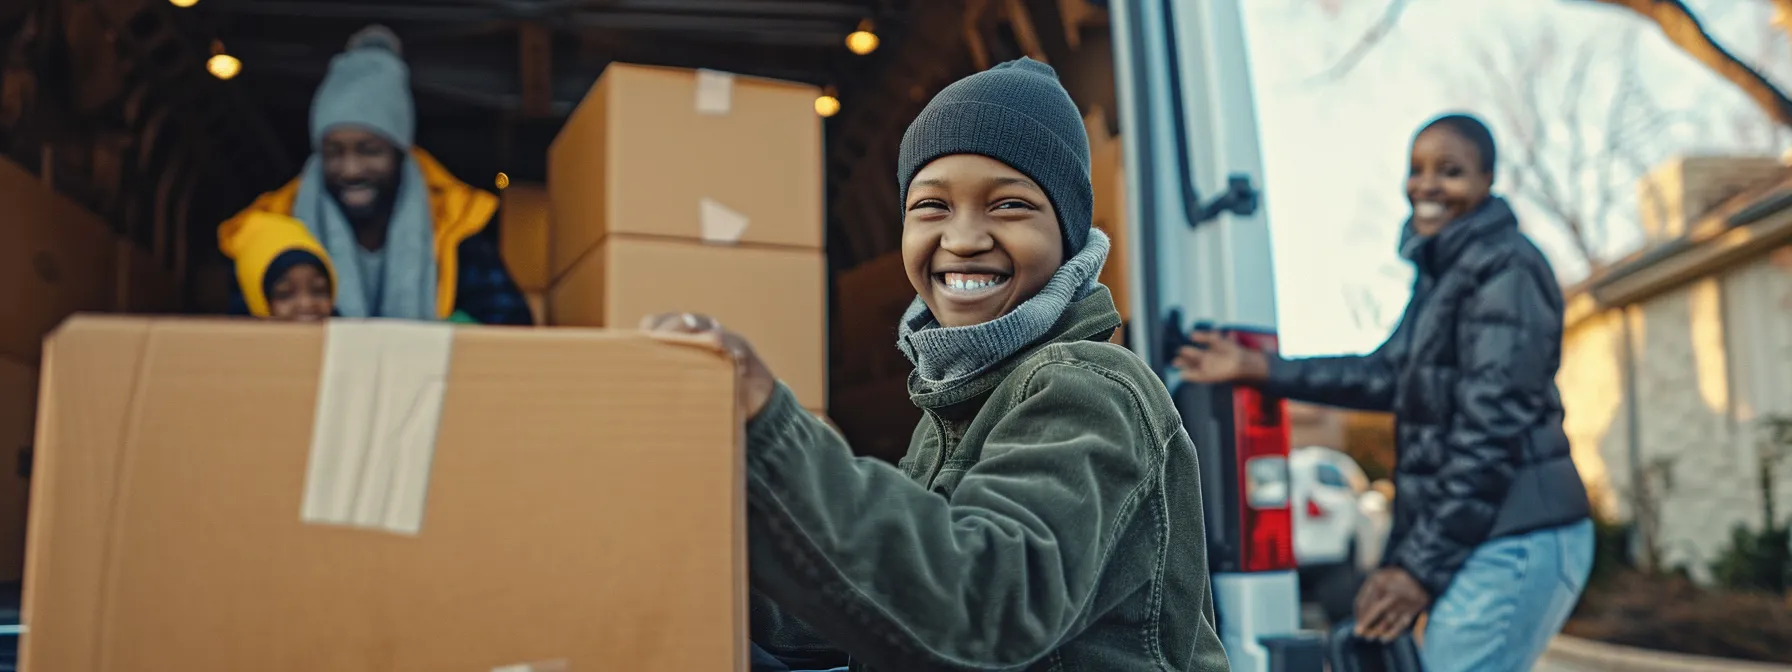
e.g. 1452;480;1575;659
1306;498;1324;518
1231;331;1295;573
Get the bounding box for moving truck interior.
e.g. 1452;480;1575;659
0;0;1124;458
1;0;1319;668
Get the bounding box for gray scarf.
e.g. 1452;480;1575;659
292;154;438;320
898;228;1111;389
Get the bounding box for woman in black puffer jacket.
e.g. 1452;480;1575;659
1176;113;1592;672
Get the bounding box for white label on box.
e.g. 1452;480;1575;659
699;197;751;244
301;319;455;536
493;660;569;672
695;69;735;115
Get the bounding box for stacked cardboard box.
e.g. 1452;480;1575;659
832;252;912;386
828;253;920;463
23;317;748;669
0;157;180;584
1;159;118;365
1087;108;1131;337
546;64;827;412
498;182;553;326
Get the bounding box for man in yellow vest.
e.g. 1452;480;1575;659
218;25;532;325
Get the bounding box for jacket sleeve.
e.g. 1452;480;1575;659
451;218;535;326
1257;331;1402;411
741;363;1159;672
1385;267;1558;597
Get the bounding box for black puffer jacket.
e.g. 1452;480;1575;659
1262;196;1589;598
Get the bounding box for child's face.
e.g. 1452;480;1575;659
268;265;333;321
902;154;1064;328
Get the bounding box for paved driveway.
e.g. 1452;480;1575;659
1532;649;1601;672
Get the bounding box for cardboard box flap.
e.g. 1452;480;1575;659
25;316;747;670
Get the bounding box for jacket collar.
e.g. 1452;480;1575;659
908;285;1123;411
1399;195;1517;276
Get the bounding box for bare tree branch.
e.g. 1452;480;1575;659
1309;0;1792;130
1468;24;1671;270
1583;0;1792;128
1306;0;1413;83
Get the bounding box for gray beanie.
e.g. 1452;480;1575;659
310;26;415;149
897;57;1093;256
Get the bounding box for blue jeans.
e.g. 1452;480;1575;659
1420;519;1594;672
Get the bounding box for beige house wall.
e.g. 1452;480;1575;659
1561;251;1792;578
1557;309;1631;518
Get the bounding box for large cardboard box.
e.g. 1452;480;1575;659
550;236;826;409
0;357;36;582
833;252;914;386
23;317;747;670
500;183;552;292
0;159;118;363
548;64;824;279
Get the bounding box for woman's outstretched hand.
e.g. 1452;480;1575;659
1172;331;1270;384
640;312;777;420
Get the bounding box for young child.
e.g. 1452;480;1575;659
647;58;1228;671
263;249;336;321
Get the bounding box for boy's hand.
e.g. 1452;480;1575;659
640;313;777;420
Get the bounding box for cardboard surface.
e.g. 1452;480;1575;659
548;64;824;279
525;290;548;326
832;252;914;387
500;184;553;292
0;357;36;582
1087;110;1130;322
550;236;826;409
0;158;119;363
23;316;746;671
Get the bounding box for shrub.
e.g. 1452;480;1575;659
1711;523;1791;595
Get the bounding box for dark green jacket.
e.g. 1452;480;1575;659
745;287;1230;671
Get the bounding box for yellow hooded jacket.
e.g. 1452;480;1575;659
217;148;499;318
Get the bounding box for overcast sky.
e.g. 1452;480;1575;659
1240;0;1787;356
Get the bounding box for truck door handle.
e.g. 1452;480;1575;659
1192;173;1259;226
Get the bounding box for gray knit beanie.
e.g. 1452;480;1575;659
310;25;415;150
897;57;1093;257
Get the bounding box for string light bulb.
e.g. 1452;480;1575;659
206;41;240;80
814;86;841;118
845;19;878;56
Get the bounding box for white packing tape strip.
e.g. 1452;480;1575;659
493;659;569;672
301;320;455;536
694;69;735;115
699;197;751;244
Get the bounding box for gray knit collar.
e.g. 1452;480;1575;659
897;228;1110;391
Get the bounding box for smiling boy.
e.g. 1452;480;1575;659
647;59;1229;672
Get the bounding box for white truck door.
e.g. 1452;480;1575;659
1108;0;1324;669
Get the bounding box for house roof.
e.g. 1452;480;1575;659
1564;166;1792;329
